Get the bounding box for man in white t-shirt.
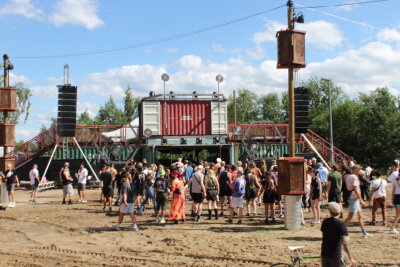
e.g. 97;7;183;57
344;165;369;237
370;171;387;226
389;170;400;234
365;164;373;180
29;164;40;204
386;162;399;183
77;163;88;203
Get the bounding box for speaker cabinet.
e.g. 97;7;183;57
57;85;77;137
277;157;306;195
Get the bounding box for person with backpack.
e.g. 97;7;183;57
218;164;233;216
205;169;219;220
112;174;138;231
227;169;246;224
245;171;260;217
133;163;146;214
370;171;387;226
154;169;170;224
185;165;206;222
327;164;343;218
259;172;276;224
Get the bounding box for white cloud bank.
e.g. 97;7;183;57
0;0;43;20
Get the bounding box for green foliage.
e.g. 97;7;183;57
124;84;141;121
77;110;95;125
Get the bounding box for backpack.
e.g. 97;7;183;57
156;179;167;193
235;178;246;195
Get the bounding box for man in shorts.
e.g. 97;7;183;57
5;164;19;208
321;202;356;267
154;169;170;223
327;164;343;218
100;165;114;212
29;164;40;204
227;169;246;224
370;171;387;226
61;163;74;204
186;165;206;222
218;164;233;216
133;163;146;214
344;165;369;237
113;174;138;231
77;163;88;203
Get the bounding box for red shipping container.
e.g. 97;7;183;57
160;101;211;136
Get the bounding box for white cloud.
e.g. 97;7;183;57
166;48;178;53
0;0;43;20
77;102;99;118
15;129;37;139
246;43;266;60
30;77;68;98
212;43;225;53
253;20;343;50
377;28;400;43
9;73;33;85
49;0;104;30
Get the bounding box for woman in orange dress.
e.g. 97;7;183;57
168;170;185;224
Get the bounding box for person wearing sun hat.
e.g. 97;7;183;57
321;202;356;267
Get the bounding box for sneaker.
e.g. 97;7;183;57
112;224;121;231
227;219;233;224
78;199;82;203
160;218;166;224
370;222;376;226
156;216;160;222
132;225;139;231
68;200;72;205
264;219;269;225
29;200;32;204
197;217;204;222
181;219;185;223
109;208;113;212
389;229;399;234
174;220;179;224
253;213;258;217
7;203;12;208
62;200;66;205
362;229;370;237
246;213;250;217
301;219;305;225
383;222;387;226
103;207;106;211
311;219;320;224
82;199;87;203
32;201;37;204
280;213;284;218
219;212;224;216
237;220;242;224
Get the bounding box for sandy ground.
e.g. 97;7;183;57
0;186;398;267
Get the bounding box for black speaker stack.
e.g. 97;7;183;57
57;85;77;137
294;86;310;134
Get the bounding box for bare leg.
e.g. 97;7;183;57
357;211;365;231
118;212;124;224
128;212;137;224
390;207;400;231
344;212;354;226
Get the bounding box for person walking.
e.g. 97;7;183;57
133;163;146;214
389;171;400;234
29;164;40;204
205;169;219;220
260;172;276;225
5;164;19;208
169;170;186;224
327;164;343;218
321;202;357;267
154;169;170;224
139;170;156;214
271;166;283;218
344;165;369;237
311;169;323;224
60;163;74;204
186;165;206;222
370;171;387;226
227;169;246;224
112;174;138;231
245;172;260;217
77;163;88;203
317;163;328;207
100;165;114;212
218;164;233;216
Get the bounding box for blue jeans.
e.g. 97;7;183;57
140;188;156;212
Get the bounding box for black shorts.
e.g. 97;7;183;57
102;186;114;199
192;193;204;203
156;192;168;211
219;188;232;197
7;183;15;192
263;190;276;204
328;192;341;203
394;194;400;208
275;193;282;201
312;190;320;200
247;188;257;200
206;189;217;201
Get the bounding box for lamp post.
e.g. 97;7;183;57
321;78;334;166
216;75;223;134
161;73;169;129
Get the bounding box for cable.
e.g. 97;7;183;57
294;2;380;29
295;0;388;9
13;4;285;59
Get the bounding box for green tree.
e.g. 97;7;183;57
77;110;94;125
227;89;260;124
39;124;47;132
258;93;283;123
95;96;125;123
123;85;140;121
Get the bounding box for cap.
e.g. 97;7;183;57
352;164;361;170
328;202;341;215
317;163;322;168
237;169;244;175
159;170;166;176
216;158;222;163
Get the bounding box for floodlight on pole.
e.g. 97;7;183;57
321;78;334;166
216;75;223;135
161;73;169;129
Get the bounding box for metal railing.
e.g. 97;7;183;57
227;124;289;143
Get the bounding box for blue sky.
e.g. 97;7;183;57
0;0;399;141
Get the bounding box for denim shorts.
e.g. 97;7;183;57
348;199;361;213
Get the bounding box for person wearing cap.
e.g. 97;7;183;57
321;202;356;267
344;165;369;237
214;158;222;174
77;163;88;203
227;169;246;224
185;165;206;222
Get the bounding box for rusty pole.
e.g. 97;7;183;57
233;90;237;125
287;1;295;157
3;54;8;125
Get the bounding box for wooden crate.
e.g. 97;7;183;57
0;87;17;111
277;157;306;195
276;29;306;69
0;123;15;146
